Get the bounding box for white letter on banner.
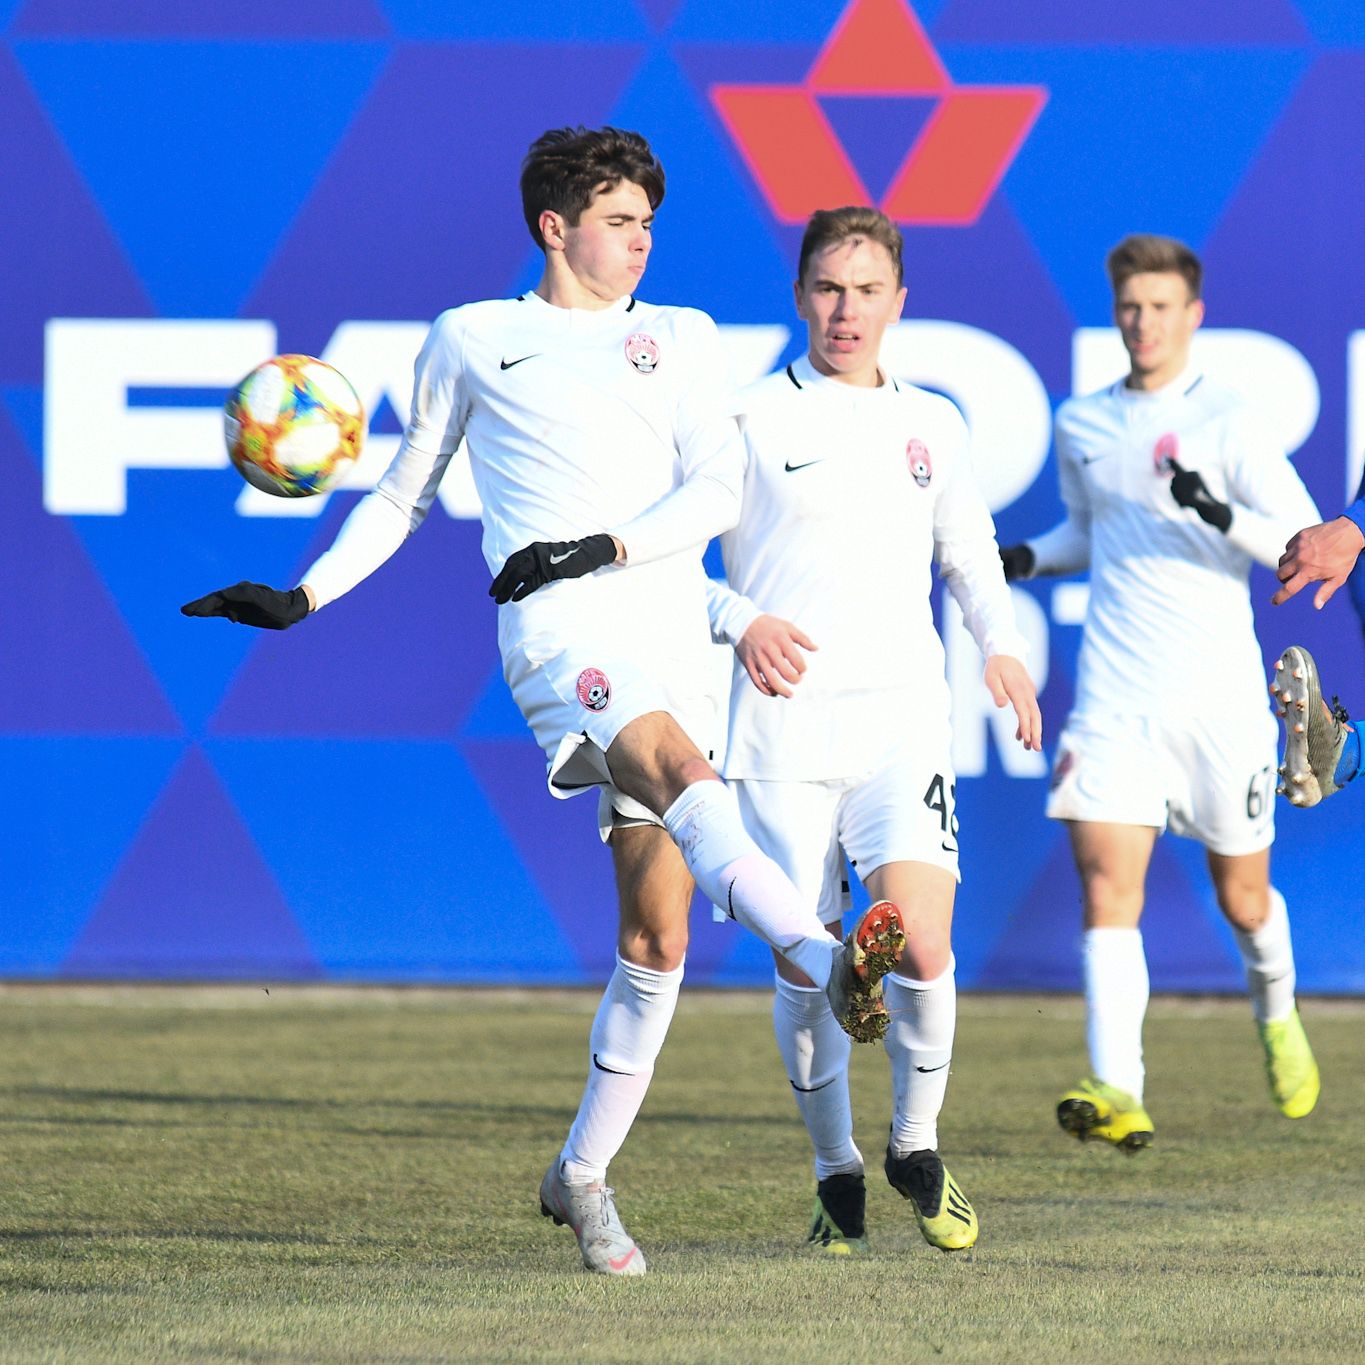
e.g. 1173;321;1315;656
945;586;1048;779
1347;332;1365;504
45;318;277;515
880;321;1052;513
1072;328;1319;455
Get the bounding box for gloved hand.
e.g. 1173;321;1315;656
999;543;1036;581
489;533;618;604
1169;459;1232;532
181;581;311;629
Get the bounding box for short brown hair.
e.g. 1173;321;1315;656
798;206;904;287
520;126;665;249
1106;234;1202;301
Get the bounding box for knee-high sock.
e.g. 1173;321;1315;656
1084;927;1148;1101
663;781;840;986
1232;887;1297;1023
773;976;860;1179
560;954;683;1183
884;960;956;1157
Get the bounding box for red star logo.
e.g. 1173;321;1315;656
711;0;1047;226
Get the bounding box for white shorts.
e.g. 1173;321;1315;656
504;636;721;839
1045;709;1278;855
732;738;961;926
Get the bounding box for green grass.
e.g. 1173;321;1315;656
0;987;1360;1363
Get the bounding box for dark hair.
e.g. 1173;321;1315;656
797;206;905;287
1106;234;1203;301
520;126;666;248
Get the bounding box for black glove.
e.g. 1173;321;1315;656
999;543;1035;581
1169;459;1232;533
181;581;311;630
488;533;617;604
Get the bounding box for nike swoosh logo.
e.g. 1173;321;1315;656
915;1062;949;1073
608;1247;639;1272
548;548;579;565
784;458;824;472
1081;454;1109;465
500;354;540;370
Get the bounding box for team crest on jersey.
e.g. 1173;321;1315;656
576;667;612;712
907;438;933;487
1154;432;1179;474
625;333;660;374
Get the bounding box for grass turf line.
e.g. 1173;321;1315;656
0;987;1360;1362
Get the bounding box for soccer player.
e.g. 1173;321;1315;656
999;234;1324;1148
706;207;1041;1254
182;126;904;1277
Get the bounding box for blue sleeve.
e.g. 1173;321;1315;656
1344;496;1365;536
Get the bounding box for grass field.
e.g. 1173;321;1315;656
0;986;1360;1363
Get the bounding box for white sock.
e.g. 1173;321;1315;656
560;954;683;1183
663;781;840;985
1084;927;1148;1101
1232;887;1297;1023
773;976;861;1179
884;959;956;1156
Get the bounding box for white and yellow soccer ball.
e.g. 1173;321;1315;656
225;354;366;497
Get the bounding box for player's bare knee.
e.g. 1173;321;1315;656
619;924;688;973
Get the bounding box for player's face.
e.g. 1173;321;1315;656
549;180;654;307
795;238;907;386
1114;271;1204;390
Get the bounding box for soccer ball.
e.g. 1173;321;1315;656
225;355;366;497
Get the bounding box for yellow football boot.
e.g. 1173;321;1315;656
1056;1077;1154;1153
884;1148;978;1252
807;1172;869;1255
1259;1008;1320;1118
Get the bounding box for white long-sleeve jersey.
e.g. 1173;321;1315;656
302;291;744;657
1026;366;1320;719
708;355;1027;781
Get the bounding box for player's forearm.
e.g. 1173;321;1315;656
941;541;1030;661
1025;518;1091;577
1226;504;1318;570
704;577;761;647
299;485;418;609
608;455;742;567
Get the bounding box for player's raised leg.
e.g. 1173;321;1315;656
1206;847;1319;1118
606;712;901;1040
867;861;977;1251
1058;820;1157;1152
1271;645;1361;806
539;823;694;1276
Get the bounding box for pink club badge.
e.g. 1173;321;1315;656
907;438;932;487
576;667;611;712
1154;432;1179;474
625;333;660;374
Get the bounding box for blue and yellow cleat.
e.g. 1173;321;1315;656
807;1172;869;1255
1259;1008;1320;1119
884;1147;978;1252
1056;1077;1154;1153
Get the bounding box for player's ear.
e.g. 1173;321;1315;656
540;209;567;253
1188;296;1205;331
893;284;908;321
792;277;807;321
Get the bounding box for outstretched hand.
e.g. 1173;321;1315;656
181;581;311;630
984;654;1043;751
735;614;817;698
1272;516;1365;609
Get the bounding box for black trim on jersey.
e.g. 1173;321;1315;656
626;295;637;312
1184;375;1204;396
786;364;803;390
889;374;900;392
516;294;525;301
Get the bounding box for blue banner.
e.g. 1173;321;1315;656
4;0;1362;989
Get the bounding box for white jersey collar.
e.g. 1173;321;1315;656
1115;362;1204;403
788;352;900;395
518;289;638;323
